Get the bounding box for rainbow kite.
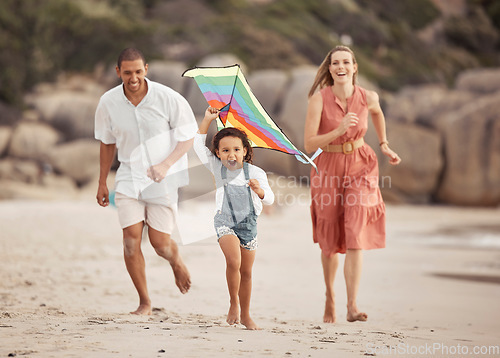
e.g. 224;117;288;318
182;65;316;168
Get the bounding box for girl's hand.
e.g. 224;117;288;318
204;106;220;122
380;144;401;165
336;112;359;136
249;179;265;199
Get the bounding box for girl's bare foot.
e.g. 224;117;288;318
241;315;259;330
130;303;152;315
171;259;191;294
346;308;368;322
227;304;240;325
323;297;336;323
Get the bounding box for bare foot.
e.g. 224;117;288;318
241;315;259;330
130;303;152;315
323;297;336;323
346;310;368;322
227;303;240;325
171;259;191;294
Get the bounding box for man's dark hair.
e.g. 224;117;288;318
117;48;146;69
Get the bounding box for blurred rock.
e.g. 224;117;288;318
0;101;21;126
0;179;78;200
455;68;500;94
279;66;318;178
0;159;41;184
8;122;61;161
48;139;100;186
248;69;289;117
147;61;187;94
0;126;12;156
437;92;500;205
380;123;443;203
26;91;100;140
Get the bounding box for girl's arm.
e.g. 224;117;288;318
249;168;274;205
303;91;359;153
198;106;219;134
194;107;220;171
366;90;401;165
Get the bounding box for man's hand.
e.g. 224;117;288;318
147;162;170;183
96;183;110;207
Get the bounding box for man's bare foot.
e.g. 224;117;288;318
171;259;191;294
130;303;152;315
323;297;336;323
241;315;259;330
346;310;368;322
227;304;240;325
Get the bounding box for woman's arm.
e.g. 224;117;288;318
366;90;401;165
303;91;359;153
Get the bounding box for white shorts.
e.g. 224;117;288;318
114;192;175;234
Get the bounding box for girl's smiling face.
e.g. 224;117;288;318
216;136;247;170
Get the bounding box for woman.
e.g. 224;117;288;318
304;45;401;323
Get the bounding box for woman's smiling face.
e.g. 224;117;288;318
216;136;247;170
329;50;357;85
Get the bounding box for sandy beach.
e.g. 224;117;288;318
1;192;500;357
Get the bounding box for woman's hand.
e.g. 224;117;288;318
336;112;359;136
380;143;401;165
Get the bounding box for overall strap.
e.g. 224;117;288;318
243;162;255;215
220;163;227;181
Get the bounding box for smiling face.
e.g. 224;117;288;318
216;136;247;170
329;50;357;85
116;59;148;97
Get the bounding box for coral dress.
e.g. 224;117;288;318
310;86;385;256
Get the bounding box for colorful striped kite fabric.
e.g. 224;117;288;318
183;65;314;167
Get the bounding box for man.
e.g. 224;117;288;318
95;48;197;315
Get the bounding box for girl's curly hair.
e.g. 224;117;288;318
211;127;253;164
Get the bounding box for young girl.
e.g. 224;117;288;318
194;106;274;330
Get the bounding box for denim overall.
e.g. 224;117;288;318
214;162;258;250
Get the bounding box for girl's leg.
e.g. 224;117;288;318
239;247;258;330
122;222;151;315
321;251;339;323
219;235;242;325
344;249;367;322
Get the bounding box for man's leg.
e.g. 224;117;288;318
344;249;367;322
123;222;152;315
239;247;258;330
218;235;242;325
321;251;339;323
148;226;191;294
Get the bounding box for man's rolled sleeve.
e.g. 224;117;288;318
94;101;116;144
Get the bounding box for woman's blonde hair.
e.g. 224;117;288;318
308;45;357;98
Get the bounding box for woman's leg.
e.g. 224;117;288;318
122;222;151;315
344;249;367;322
239;247;258;330
321;251;339;323
219;235;242;325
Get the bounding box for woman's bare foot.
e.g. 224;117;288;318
130;303;152;315
227;304;240;325
171;259;191;294
241;315;259;330
323;296;336;323
346;308;368;322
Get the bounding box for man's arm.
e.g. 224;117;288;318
147;138;194;182
96;142;116;206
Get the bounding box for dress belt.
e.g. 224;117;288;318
322;138;364;154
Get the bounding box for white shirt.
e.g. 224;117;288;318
95;78;197;203
194;133;274;215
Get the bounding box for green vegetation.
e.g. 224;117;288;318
1;0;499;106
